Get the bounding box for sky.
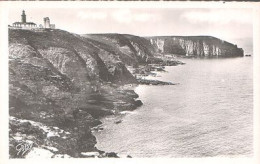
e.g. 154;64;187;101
8;8;253;54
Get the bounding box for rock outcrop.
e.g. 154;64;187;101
137;79;177;85
148;36;244;57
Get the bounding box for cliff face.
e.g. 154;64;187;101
82;34;155;65
148;36;244;57
9;29;142;158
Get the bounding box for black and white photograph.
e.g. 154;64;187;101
0;1;260;163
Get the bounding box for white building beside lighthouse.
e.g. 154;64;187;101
44;17;55;29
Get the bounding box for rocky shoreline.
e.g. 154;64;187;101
137;78;177;85
9;87;142;158
9;116;123;158
9;62;178;158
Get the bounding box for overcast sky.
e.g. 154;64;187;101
8;8;253;54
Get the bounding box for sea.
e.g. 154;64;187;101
93;57;253;157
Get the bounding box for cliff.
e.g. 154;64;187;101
82;33;155;65
148;36;244;57
9;29;142;158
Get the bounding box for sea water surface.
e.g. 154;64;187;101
93;57;253;157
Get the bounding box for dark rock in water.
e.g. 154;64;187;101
134;100;143;107
137;78;176;85
124;90;139;99
105;152;119;158
115;120;122;124
162;60;185;66
127;155;132;158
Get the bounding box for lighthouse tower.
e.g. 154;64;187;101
21;10;26;23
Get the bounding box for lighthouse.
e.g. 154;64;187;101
21;10;26;23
